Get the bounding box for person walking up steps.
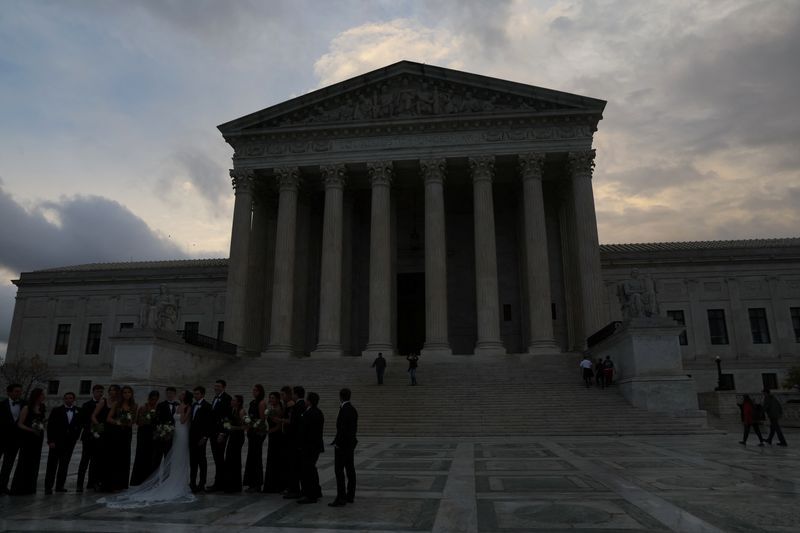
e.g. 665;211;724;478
406;354;419;385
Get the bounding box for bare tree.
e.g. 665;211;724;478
0;353;52;398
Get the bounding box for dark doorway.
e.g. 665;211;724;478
397;272;425;355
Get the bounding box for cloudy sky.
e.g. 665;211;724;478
1;0;798;357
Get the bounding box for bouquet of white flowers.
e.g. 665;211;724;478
154;424;175;441
31;419;45;434
223;419;233;431
118;410;133;426
91;423;105;439
144;409;157;423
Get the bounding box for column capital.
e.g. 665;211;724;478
230;168;255;193
469;156;495;183
367;160;393;186
274;166;301;192
567;149;596;178
420;158;447;184
518;152;546;181
320;164;347;189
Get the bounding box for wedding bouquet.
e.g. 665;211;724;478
91;423;105;439
223;419;233;431
250;418;268;434
118;410;133;426
154;424;174;441
144;409;157;423
31;419;45;434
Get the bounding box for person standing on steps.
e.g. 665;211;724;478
406;353;419;385
603;356;615;386
329;388;358;507
763;389;787;446
371;353;387;385
579;355;593;388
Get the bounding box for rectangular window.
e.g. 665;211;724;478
707;309;729;345
217;321;225;341
85;323;102;354
762;373;778;391
79;380;92;395
54;324;71;355
47;380;60;395
184;321;200;340
503;304;512;322
119;322;134;331
667;310;688;345
791;307;800;343
748;308;771;344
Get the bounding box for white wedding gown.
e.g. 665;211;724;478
98;411;195;508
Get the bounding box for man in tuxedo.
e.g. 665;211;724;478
76;384;103;492
44;392;82;494
153;387;180;468
0;383;24;494
298;391;324;504
282;385;306;499
329;388;358;507
206;379;231;492
189;386;213;493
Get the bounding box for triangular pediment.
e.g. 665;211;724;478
219;61;605;135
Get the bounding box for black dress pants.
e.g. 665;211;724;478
190;440;208;490
334;445;356;501
299;451;321;499
45;440;76;490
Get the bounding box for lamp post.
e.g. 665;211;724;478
715;355;723;391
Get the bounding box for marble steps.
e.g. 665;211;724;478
210;354;711;436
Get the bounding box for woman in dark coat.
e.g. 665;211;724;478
222;395;246;493
10;388;46;495
263;391;285;493
739;394;765;446
242;384;266;492
104;385;136;491
130;390;159;485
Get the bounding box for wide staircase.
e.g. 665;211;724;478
212;353;712;437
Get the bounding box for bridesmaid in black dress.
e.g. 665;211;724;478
105;385;136;491
10;388;46;495
222;395;246;493
263;391;285;493
92;384;119;492
242;384;266;492
130;390;159;486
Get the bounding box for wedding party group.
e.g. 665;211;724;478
0;380;359;509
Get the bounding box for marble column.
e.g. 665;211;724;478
313;164;346;357
469;156;506;355
567;150;607;340
266;167;300;357
519;153;559;354
421;158;452;357
245;194;270;354
363;161;395;357
223;168;254;352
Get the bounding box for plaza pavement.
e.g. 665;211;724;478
1;428;799;532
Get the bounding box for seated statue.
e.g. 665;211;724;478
618;268;657;319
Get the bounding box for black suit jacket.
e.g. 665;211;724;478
47;405;82;446
155;400;180;426
189;400;213;445
332;402;358;450
78;398;97;442
1;398;24;447
300;405;325;455
210;392;232;432
286;399;306;443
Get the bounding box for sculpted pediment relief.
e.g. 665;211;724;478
240;73;586;131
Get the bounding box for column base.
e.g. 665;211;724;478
311;344;344;358
474;341;506;356
422;343;452;357
264;345;294;358
362;344;394;358
527;340;560;355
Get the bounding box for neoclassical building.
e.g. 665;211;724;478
218;61;607;358
4;62;800;396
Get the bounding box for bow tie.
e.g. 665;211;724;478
193;401;202;406
66;407;75;411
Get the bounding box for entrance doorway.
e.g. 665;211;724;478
397;272;425;354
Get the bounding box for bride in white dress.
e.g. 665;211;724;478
99;391;195;508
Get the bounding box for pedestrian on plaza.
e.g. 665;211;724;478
763;389;788;447
297;391;324;504
738;394;765;446
579;355;593;388
329;388;358;507
406;353;419;385
371;353;387;385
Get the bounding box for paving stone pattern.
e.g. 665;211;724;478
1;432;798;532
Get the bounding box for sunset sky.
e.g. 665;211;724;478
1;0;798;356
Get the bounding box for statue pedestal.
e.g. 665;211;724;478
109;329;235;384
591;317;705;418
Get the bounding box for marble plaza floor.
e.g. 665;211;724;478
1;431;799;532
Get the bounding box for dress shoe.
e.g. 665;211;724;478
738;441;746;445
76;487;83;493
328;499;346;507
777;443;788;447
45;489;53;495
297;497;318;504
283;492;300;499
346;496;354;503
205;485;219;492
55;487;68;493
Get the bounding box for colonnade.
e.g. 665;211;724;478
224;150;605;357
